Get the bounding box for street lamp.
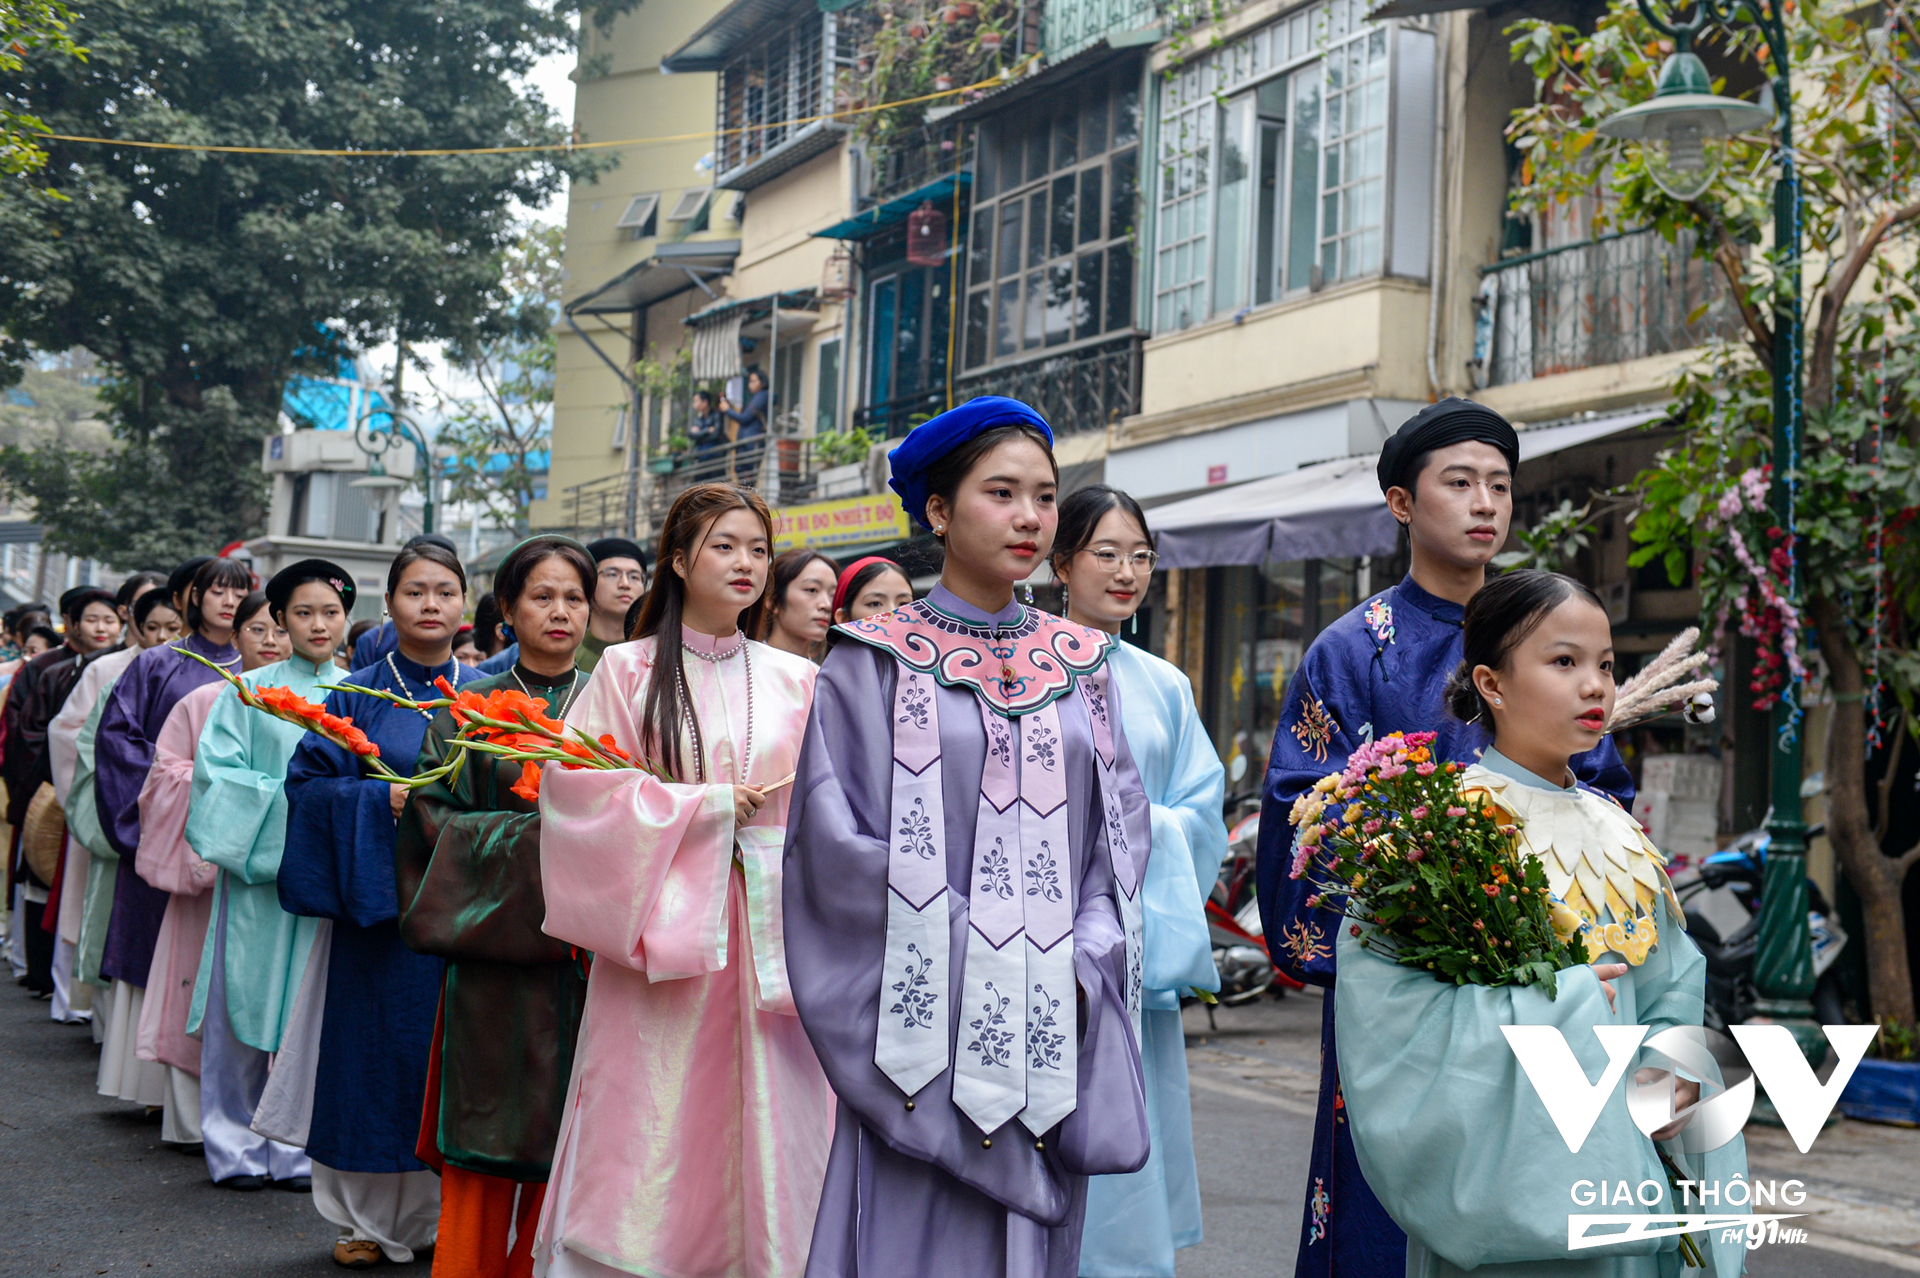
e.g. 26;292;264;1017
1597;0;1822;1054
354;404;437;536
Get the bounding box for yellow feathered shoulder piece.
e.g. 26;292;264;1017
1459;763;1683;966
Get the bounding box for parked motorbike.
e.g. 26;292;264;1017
1203;805;1306;1007
1666;819;1848;1032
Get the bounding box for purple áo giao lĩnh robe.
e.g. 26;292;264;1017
784;585;1152;1278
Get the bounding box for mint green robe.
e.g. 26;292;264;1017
1334;757;1748;1278
71;667;130;990
184;655;326;1052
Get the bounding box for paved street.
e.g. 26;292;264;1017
5;980;1920;1275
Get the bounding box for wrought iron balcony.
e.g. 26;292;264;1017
865;122;975;209
853;336;1140;440
1477;227;1741;387
1045;0;1164;62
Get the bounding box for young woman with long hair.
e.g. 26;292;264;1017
786;398;1153;1277
280;541;471;1267
762;548;838;660
1049;485;1223;1278
533;483;832;1278
92;555;252;1136
186;561;355;1199
396;535;596;1278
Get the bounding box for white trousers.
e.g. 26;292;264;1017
7;885;26;978
48;937;86;1022
97;980;168;1106
161;1066;202;1145
311;1162;439;1263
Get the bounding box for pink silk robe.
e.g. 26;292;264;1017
535;631;835;1278
134;681;222;1074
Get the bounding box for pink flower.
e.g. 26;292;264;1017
1404;731;1437;748
1409;805;1429;820
1407;847;1425;863
1446;806;1468;818
1289;836;1317;880
1350;924;1362;937
1415;761;1437;776
1376;763;1407;780
1362;818;1384;835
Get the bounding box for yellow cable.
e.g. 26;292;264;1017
32;57;1038;159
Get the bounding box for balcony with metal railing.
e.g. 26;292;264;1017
1044;0;1164;62
853;336;1142;441
864;122;976;209
1477;227;1742;387
554;433;861;543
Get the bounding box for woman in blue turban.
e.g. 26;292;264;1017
785;397;1154;1277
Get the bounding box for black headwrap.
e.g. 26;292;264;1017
265;558;357;618
168;556;214;602
586;537;650;571
1377;398;1521;495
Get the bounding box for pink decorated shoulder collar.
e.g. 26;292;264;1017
835;598;1113;717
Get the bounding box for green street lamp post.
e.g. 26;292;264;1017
1596;0;1822;1052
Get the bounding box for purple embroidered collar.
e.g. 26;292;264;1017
836;585;1113;717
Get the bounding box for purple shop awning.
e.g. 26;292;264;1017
1151;409;1665;569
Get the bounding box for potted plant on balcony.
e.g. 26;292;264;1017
856;0;1014;156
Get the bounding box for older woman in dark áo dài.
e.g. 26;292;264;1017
786;397;1152;1278
396;536;595;1278
281;540;473;1268
1255;399;1636;1278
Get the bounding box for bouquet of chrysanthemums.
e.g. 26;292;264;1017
1288;732;1590;996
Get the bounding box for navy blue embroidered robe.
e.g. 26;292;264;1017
1254;576;1634;1278
280;654;466;1174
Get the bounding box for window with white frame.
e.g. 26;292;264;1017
1151;0;1431;334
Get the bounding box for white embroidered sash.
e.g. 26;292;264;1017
1080;668;1145;1042
873;659;1081;1136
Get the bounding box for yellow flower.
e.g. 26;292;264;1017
1313;774;1341;794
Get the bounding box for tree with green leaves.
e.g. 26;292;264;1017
429;220;562;534
0;0;82;179
0;0;627;567
1507;0;1920;1026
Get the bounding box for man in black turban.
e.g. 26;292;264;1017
1253;396;1633;1278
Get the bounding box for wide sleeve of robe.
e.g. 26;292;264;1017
49;658;108;807
784;641;1149;1226
398;699;571;967
1117;650;1224;1002
280;694;405;929
189;683;296;887
1332;894;1746;1277
134;685;220;898
536;646;742;981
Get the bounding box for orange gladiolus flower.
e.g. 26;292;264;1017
509;760;543;803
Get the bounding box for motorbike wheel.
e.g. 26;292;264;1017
1813;971;1847;1027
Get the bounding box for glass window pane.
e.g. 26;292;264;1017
1082;82;1108;155
998;202;1023;278
1027;190;1048;268
1212;97;1253;316
896;269;925;395
1052;174;1076;259
1024;271;1045;348
1026;128;1049;185
869;278;896;403
1287;72;1320;291
976;129;997;200
1045;262;1072;346
815;339;841;432
970;210;993;288
1076;251;1103;341
1115;81;1140;146
965;290;990;368
1079;166;1104;245
1105;244;1133;333
995;279;1020;357
1054;109;1078;170
1109;148;1136;240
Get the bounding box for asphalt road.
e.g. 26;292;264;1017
4;978;1917;1276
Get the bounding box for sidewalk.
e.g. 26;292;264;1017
1744;1116;1920;1272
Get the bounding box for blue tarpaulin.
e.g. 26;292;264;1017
813;172;970;241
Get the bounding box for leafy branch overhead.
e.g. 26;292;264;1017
1508;0;1920;1029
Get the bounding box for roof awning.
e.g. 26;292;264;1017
1151;409;1665;569
814;172;971;241
686;288;820;380
1367;0;1494;18
564;240;742;316
663;0;809;72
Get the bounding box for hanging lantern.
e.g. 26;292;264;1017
821;243;854;300
905;200;948;267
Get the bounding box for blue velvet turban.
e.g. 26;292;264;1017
887;396;1054;530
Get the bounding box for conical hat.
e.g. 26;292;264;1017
21;783;65;888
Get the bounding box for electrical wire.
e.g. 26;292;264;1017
29;59;1036;159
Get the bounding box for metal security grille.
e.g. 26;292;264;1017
1482;228;1739;385
956;336;1139;437
715;9;850;178
1045;0;1162;63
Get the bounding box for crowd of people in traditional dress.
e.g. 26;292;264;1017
0;394;1740;1278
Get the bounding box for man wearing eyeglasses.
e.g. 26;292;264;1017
579;537;650;674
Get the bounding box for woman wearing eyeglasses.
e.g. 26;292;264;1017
1049;485;1223;1278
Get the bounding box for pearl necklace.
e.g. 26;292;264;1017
387;651;461;719
511;666;582;720
675;635;751;784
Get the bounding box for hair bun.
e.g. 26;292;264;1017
1442;659;1484;723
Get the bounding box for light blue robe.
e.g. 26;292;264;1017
1333;752;1747;1278
184;654;328;1052
1079;641;1224;1278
